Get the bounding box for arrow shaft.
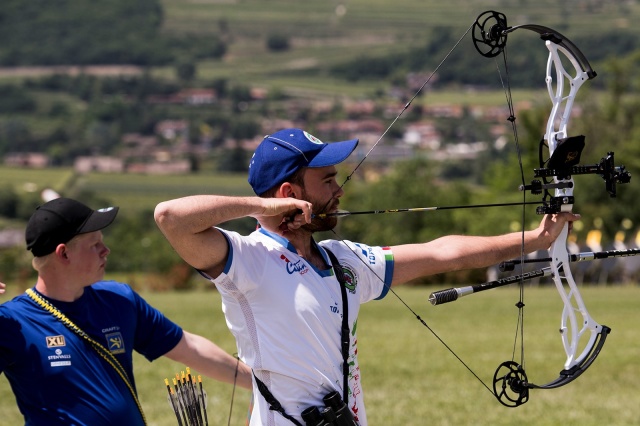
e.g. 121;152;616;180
315;201;541;218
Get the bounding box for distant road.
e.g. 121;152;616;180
0;65;144;77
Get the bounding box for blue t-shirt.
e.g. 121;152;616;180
0;281;183;425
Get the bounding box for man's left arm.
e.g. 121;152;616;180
390;212;579;286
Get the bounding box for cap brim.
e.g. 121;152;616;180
78;206;119;234
307;138;358;168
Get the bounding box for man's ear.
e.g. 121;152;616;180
278;182;299;199
54;244;70;262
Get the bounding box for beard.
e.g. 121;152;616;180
300;190;339;233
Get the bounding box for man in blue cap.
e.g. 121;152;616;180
155;128;579;425
0;197;252;425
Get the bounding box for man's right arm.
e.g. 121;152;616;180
154;195;312;278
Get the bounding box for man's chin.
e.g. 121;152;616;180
302;217;338;233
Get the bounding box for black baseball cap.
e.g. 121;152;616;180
25;198;119;257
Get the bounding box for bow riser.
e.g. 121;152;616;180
549;225;604;370
544;42;592;146
544;41;591;205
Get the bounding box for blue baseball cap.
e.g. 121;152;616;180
248;128;358;195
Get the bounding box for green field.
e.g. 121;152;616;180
0;166;254;215
75;171;255;213
151;0;640;97
160;0;640;38
0;285;637;425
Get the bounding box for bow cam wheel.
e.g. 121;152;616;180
473;11;509;58
492;361;530;407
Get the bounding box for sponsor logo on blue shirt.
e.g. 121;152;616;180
106;332;125;354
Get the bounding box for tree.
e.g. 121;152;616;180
0;0;169;66
0;184;18;218
266;34;290;52
0;85;36;114
176;60;197;83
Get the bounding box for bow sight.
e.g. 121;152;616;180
520;135;632;214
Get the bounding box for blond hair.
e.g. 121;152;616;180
32;253;52;272
31;235;81;272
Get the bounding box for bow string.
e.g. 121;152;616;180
325;9;632;408
426;10;631;407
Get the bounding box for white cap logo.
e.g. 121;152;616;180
303;131;324;145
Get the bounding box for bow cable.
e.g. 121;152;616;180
493;26;530;388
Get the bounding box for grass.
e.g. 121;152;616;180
159;0;640;38
0;166;76;194
151;0;640;99
0;166;254;215
74;171;254;213
143;0;640;101
0;285;637;425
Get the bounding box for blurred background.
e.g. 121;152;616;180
1;0;640;288
2;1;640;425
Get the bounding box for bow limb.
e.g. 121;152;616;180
507;24;596;79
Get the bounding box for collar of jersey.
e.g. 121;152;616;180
258;228;333;276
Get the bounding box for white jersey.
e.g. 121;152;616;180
206;227;394;425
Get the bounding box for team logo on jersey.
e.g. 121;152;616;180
280;253;309;275
46;335;66;348
340;265;358;294
106;332;125;354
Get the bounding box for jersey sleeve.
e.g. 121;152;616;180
127;286;184;361
200;229;267;294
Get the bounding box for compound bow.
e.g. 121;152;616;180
428;10;630;407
